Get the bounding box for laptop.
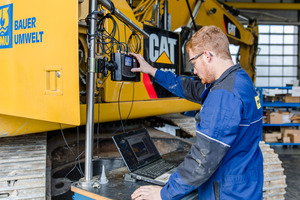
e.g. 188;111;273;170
112;128;177;185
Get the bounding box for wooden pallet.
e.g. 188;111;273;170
260;142;287;200
157;113;197;137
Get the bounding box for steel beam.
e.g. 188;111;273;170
226;2;300;10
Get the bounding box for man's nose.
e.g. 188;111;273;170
193;68;197;74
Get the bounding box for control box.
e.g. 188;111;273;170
111;53;140;82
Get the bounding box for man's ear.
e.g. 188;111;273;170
205;51;213;62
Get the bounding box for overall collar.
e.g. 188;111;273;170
200;64;242;104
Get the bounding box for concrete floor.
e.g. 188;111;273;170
272;145;300;200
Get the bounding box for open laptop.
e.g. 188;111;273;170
112;128;177;185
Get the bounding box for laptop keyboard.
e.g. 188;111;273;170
135;159;175;179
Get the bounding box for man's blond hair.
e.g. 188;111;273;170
186;25;231;60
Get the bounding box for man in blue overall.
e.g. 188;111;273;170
131;25;263;200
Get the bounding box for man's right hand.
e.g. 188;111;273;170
130;53;157;77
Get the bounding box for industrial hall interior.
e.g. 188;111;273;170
1;0;300;199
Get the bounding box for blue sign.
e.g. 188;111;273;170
0;3;13;49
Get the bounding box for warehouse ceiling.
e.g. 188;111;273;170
237;9;298;25
130;0;300;25
224;1;300;25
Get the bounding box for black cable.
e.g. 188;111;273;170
185;0;197;31
124;82;135;125
100;4;142;54
59;124;75;156
118;82;126;133
113;11;138;39
77;126;84;176
96;14;120;55
112;82;135;134
116;16;121;43
77;126;80;159
64;151;85;180
128;31;141;53
95;11;140;56
121;82;135;128
122;24;130;53
59;124;84;178
108;0;115;15
124;22;127;46
87;6;142;56
85;10;102;45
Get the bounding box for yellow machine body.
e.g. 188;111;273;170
0;0;80;136
0;0;257;137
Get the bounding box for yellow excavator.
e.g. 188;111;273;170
0;0;285;199
0;0;257;136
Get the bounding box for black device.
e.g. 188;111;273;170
112;128;177;185
110;53;140;82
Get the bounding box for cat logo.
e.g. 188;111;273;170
223;15;240;39
143;25;179;98
227;22;236;37
143;25;179;73
149;33;177;65
0;4;13;49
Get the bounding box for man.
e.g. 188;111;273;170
131;25;263;200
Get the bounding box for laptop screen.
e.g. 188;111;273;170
112;128;161;171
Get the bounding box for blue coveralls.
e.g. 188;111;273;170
155;64;263;200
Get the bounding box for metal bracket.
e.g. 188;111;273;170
88;57;96;73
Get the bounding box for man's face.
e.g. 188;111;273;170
188;50;213;84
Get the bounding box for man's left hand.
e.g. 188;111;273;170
131;185;162;200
